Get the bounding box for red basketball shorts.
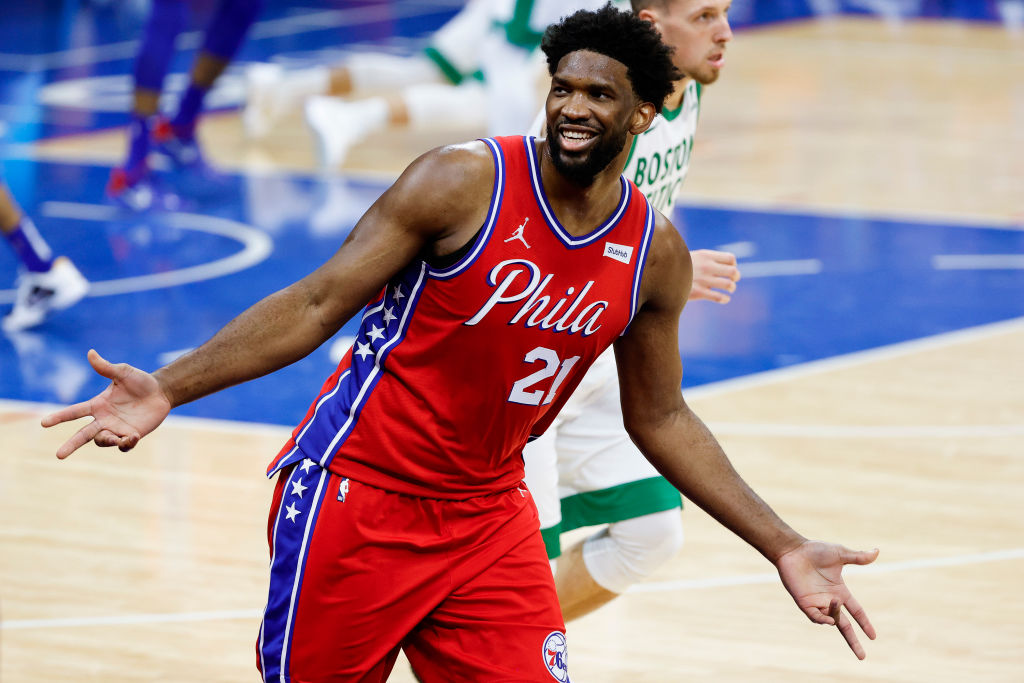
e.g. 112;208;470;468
256;459;569;682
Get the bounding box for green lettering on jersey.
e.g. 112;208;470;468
634;157;647;188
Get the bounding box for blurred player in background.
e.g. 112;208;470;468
1;178;88;331
523;0;741;621
244;0;608;168
107;0;263;210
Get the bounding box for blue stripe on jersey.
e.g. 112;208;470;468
292;263;429;469
524;136;631;248
267;369;351;478
268;288;400;477
427;137;505;279
623;200;656;335
259;462;331;683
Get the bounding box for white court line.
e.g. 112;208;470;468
0;202;272;304
631;548;1024;593
0;609;261;631
3;549;1020;629
685;315;1024;400
679;196;1024;230
747;29;1024;63
739;259;822;278
705;422;1024;439
6;316;1023;433
933;254;1024;270
0;2;460;72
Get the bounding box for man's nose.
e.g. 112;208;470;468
562;91;589;119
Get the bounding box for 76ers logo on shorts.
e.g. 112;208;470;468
541;631;569;681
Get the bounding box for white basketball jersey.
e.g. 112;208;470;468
621;79;702;216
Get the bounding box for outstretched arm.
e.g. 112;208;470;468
614;212;877;658
42;142;496;458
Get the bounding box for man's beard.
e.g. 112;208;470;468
547;121;628;187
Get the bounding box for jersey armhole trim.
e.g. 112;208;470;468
622;198;656;336
427;138;505;279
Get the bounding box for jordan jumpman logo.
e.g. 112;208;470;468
505;217;531;249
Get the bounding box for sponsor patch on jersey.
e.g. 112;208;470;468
542;631;569;681
603;242;633;264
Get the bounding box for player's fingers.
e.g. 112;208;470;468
844;595;876;640
118;433;140;452
56;420;101;459
689;286;730;304
701;260;739;279
701;249;737;266
94;429;122;448
842;547;880;566
802;604;835;626
711;275;737;292
86;348;127;382
832;601;867;660
41;401;93;428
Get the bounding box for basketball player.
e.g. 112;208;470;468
244;0;492;141
248;0;608;167
44;7;877;679
107;0;263;210
1;179;88;331
523;0;742;621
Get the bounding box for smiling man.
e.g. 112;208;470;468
44;6;876;680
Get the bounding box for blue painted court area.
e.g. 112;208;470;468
2;0;1023;426
2;158;1022;426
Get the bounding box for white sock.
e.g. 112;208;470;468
347;97;390;137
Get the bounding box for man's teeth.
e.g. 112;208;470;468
562;130;594;140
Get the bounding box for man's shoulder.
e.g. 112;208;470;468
421;139;495;169
400;140;497;193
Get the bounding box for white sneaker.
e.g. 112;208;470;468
243;63;287;139
3;256;90;332
304;96;387;170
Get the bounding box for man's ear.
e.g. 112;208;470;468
629;101;658;135
636;8;660;31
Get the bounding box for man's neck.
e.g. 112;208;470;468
664;76;693;111
537;140;628;238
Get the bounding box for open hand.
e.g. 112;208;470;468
41;349;172;459
775;540;879;659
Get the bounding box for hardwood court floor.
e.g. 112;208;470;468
4;15;1023;683
4;319;1021;682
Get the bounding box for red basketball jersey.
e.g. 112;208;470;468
267;136;655;498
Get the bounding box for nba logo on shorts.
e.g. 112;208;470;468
541;631;569;681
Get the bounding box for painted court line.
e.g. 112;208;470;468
739;259;823;278
6;316;1022;434
0;202;272;304
685;315;1024;400
705;422;1024;439
932;254;1024;270
3;549;1019;629
631;548;1024;593
0;609;261;631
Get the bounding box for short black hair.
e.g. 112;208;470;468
541;3;681;114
